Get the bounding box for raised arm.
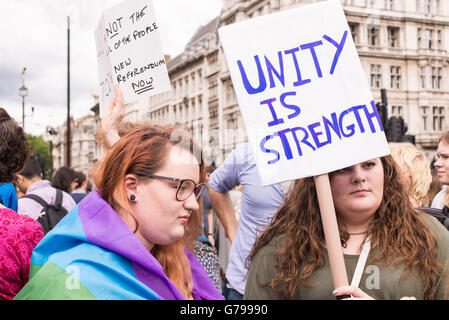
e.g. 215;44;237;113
98;85;125;150
209;188;238;243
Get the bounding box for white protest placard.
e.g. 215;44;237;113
218;0;390;186
94;0;171;117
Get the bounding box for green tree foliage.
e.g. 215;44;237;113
25;134;51;179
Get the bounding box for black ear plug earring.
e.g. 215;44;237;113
129;195;136;201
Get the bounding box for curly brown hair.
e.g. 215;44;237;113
0;108;29;182
247;156;442;300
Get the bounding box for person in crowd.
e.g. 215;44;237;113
16;157;76;220
426;168;442;207
432;131;449;209
15;88;223;300
389;142;432;208
245;156;449;300
71;171;88;204
209;142;289;300
96;85;224;295
0;108;29;211
51;166;78;194
0;108;44;300
202;164;217;247
217;185;242;296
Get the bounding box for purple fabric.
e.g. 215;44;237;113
78;191;223;300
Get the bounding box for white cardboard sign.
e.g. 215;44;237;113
94;0;171;117
218;0;390;186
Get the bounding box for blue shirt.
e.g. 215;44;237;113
209;143;286;294
0;182;18;211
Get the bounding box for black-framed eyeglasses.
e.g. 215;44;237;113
148;174;205;201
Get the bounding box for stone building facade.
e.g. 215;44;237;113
48;0;449;168
150;0;449;164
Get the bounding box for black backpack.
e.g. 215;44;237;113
418;206;449;231
22;189;68;234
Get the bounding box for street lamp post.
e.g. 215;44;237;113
18;67;28;131
46;126;57;179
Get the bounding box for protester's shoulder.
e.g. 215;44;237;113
419;212;449;250
233;142;254;160
252;234;284;262
62;190;76;206
0;208;43;240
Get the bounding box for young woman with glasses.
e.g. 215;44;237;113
15;89;223;300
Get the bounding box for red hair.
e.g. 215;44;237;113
94;124;204;299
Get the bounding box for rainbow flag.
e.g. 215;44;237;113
15;191;223;300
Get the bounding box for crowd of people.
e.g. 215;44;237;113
1;85;449;300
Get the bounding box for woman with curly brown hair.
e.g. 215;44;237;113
0;108;29;210
245;156;449;300
0;108;44;300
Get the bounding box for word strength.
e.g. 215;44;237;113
260;100;384;164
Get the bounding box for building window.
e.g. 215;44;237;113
178;80;182;98
198;70;203;90
424;0;431;14
388;27;399;48
391;105;403;118
370;64;382;88
390;66;401;89
437;30;442;49
226;84;237;106
209;107;218;127
432;67;443;89
349;23;359;44
420;67;426;89
208;79;218;101
424;29;433;49
366;0;374;7
418;28;422;48
433;106;445;131
421;106;428;131
368;26;379;46
385;0;393;10
191;73;195;91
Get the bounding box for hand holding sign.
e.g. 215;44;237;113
99;85;125;150
219;0;390;293
95;0;171;117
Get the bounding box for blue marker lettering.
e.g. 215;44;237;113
323;30;348;74
284;47;311;87
300;40;324;78
277;128;293;160
280;91;301;120
237;56;267;94
363;101;384;133
291;126;316;156
308;121;330;149
322;112;341;144
260;134;280;165
339;109;355;138
265;51;285;89
260;98;285;127
349;105;366;133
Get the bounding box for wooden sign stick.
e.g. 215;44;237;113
314;173;349;290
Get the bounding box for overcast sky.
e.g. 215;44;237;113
0;0;223;136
